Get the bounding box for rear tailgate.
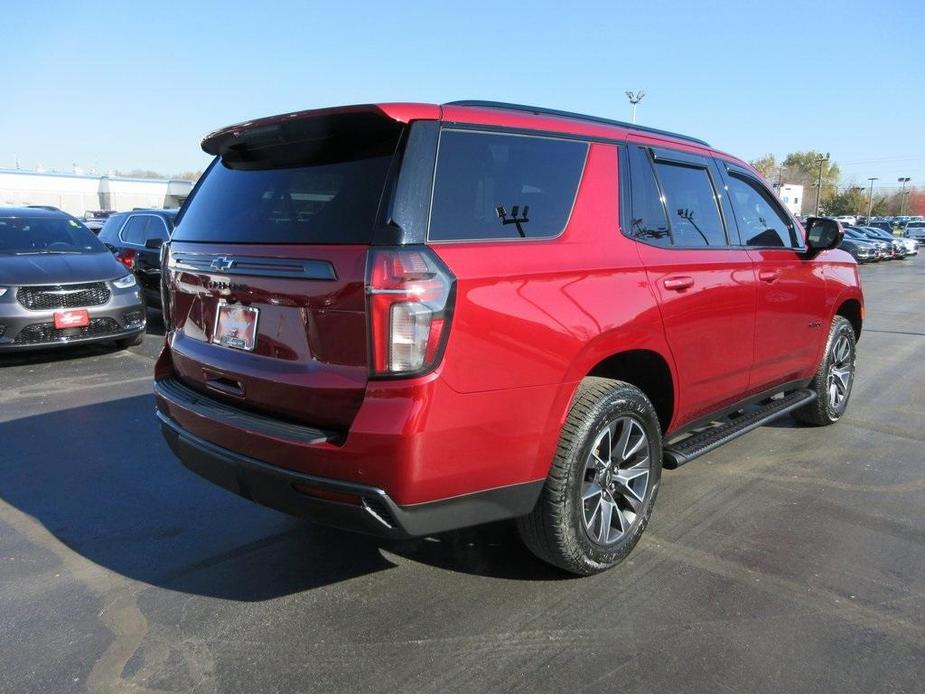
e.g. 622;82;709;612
166;242;368;431
161;106;425;431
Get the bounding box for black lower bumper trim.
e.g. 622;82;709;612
156;410;543;538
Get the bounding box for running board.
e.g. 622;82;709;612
662;389;817;469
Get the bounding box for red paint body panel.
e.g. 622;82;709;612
157;101;864;516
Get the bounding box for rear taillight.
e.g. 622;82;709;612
367;247;455;377
116;248;137;271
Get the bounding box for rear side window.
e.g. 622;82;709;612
653;161;726;247
428;130;588;241
626;146;671;246
144;216;170;243
726;174;800;248
120;216;147;245
97;213;127;243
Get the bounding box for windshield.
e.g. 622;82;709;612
0;216;107;255
907;222;925;228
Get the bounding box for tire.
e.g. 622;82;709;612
517;377;663;575
792;315;857;426
116;331;145;349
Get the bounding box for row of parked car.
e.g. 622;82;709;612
829;215;925;238
838;224;919;263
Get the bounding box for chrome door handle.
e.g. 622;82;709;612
663;276;694;291
758;270;780;283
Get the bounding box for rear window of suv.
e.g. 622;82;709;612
172;126;402;244
428;130;588;241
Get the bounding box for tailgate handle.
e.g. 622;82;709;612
204;375;245;398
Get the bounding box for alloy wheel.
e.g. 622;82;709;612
581;417;651;546
826;333;854;412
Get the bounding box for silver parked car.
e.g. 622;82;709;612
0;208;146;351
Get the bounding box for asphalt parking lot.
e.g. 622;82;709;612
2;258;924;694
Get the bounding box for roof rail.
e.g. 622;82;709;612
444;100;710;147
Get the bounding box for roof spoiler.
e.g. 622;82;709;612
201;103;438;156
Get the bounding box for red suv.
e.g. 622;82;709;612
154;101;863;575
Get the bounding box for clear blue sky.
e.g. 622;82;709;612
2;0;923;189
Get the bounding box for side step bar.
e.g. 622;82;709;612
662;388;816;469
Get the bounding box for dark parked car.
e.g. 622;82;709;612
839;237;878;263
844;228;891;259
154;101;862;575
0;208;146;351
98;209;177;307
867;220;895;235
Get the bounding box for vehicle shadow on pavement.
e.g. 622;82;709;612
1;394;564;602
0;342;127;368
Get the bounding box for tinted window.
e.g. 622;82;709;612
0;216;106;255
143;216;170;243
97;213;128;244
173;134;399;244
627;146;671;246
429;130;588;241
120;216;146;245
726;174;799;247
653;162;726;246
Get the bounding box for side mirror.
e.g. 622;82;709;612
145;237;164;250
804;217;844;252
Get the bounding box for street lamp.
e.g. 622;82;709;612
625;90;646;124
866;177;878;221
813;153;830;216
898;177;911;216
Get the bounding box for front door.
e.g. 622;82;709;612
719;165;828;391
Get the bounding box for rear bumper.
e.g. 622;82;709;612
157;407;543;538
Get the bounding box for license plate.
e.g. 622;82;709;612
213;303;259;351
54;309;89;329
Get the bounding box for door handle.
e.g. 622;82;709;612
758;269;781;283
663;276;694;291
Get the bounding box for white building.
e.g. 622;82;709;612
0;168;193;216
777;183;803;216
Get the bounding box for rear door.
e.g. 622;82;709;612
718;163;828;391
625;142;758;425
136;215;171;303
163;112;409;431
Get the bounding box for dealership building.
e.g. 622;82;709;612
777;183;804;216
0;168;193;217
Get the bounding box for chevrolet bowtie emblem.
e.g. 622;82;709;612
210;256;234;271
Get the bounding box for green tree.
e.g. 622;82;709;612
749;154;778;181
824;186;866;216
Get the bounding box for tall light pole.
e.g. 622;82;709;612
898;177;911;216
625;90;646;124
813;153;830;216
866;177;878;220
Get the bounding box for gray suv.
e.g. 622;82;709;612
0;208;146;351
